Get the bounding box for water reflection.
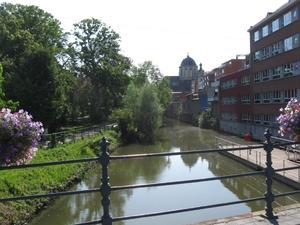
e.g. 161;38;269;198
29;119;300;225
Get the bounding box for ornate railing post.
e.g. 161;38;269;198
99;136;112;225
263;129;277;219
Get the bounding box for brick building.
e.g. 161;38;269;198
247;0;300;139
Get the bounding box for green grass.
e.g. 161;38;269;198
0;130;119;225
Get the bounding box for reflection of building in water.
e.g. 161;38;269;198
207;153;264;209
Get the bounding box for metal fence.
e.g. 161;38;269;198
1;129;300;225
39;123;116;148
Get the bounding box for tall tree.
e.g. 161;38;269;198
0;63;19;110
131;61;172;110
69;18;131;122
135;83;163;142
0;3;73;129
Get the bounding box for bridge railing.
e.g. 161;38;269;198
1;129;300;225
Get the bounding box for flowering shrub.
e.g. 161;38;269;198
277;98;300;141
0;108;44;166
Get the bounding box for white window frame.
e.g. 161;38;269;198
273;91;281;103
283;11;292;26
262;69;269;81
263;92;270;103
241;75;250;86
262;47;269;59
254;93;261;103
241;95;250;104
254;72;260;83
272;18;279;32
272;42;280;55
284;36;293;51
284;89;297;102
272;66;281;79
254;114;262;124
254;51;260;62
262;25;269;37
254;30;260;42
284;63;293;77
263;114;271;125
242;114;251;123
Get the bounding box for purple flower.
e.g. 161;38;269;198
0;108;44;166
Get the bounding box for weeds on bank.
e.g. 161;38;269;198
0;130;119;225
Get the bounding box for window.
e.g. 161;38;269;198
262;25;269;37
241;95;250;104
263;92;270;103
272;42;280;55
272;66;281;79
254;30;260;42
272;18;279;32
284;89;297;102
262;70;269;81
273;114;280;125
283;11;292;26
273;91;281;103
263;114;271;125
232;113;237;121
254;72;260;83
284;37;293;51
254;114;261;124
242;114;251;123
254;51;260;62
284;63;293;77
254;93;261;103
293;34;299;48
262;47;269;59
241;75;250;86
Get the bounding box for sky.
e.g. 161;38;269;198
4;0;289;75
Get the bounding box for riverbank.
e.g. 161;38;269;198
0;130;120;225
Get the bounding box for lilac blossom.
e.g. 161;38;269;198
0;108;44;166
277;98;300;141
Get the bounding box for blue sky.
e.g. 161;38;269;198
5;0;288;75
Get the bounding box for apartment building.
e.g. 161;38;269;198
247;0;300;139
219;67;251;135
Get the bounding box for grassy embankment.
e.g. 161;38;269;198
0;129;119;225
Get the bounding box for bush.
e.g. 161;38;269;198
198;110;219;130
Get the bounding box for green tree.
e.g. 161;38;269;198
69;18;131;122
130;61;172;110
0;63;19;110
0;3;72;129
122;82;163;142
135;83;163;142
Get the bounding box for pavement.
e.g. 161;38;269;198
188;140;300;225
188;203;300;225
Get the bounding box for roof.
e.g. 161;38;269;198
180;55;197;67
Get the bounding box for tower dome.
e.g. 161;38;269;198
180;55;197;67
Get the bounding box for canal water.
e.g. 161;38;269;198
29;119;300;225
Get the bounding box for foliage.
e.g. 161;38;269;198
122;82;163;142
0;108;44;166
0;3;72;128
130;61;172;110
0;64;19;111
198;110;219;130
69;18;131;122
0;130;118;225
109;108;134;140
277;97;300;141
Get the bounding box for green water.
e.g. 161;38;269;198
29;119;300;225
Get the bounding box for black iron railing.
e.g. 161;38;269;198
1;129;300;225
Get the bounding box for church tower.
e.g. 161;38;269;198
178;54;199;93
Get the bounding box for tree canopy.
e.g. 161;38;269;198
0;2;72;128
69;18;131;122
